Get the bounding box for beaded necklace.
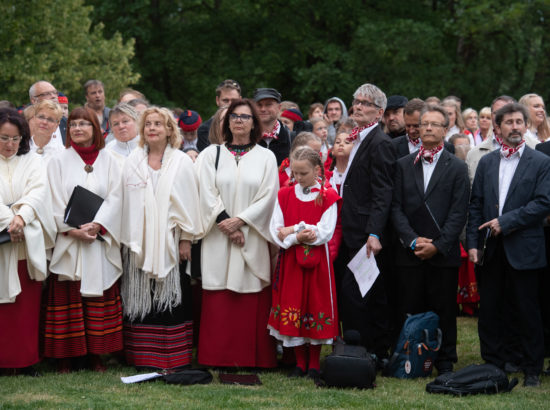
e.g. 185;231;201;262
226;142;255;164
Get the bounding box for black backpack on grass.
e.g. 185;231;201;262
426;364;518;396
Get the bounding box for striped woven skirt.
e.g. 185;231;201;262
43;276;123;358
124;265;193;370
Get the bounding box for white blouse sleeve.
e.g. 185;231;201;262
305;202;338;246
269;198;298;249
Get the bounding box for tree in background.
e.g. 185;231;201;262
0;0;139;107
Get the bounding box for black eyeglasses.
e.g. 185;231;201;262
229;113;252;122
352;99;380;109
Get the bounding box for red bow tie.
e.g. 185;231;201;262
347;121;378;142
263;121;280;139
414;144;443;165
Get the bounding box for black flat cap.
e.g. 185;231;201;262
253;88;282;103
386;95;408;110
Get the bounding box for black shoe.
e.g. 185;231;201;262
523;374;541;387
504;362;521;374
307;368;321;380
436;362;453;376
19;366;41;377
287;366;306;378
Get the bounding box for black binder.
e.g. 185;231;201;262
410;202;442;239
0;228;10;245
64;185;104;228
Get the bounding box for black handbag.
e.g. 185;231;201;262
0;228;10;245
323;337;376;389
163;369;213;385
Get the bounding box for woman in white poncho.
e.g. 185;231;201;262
44;107;123;373
0;108;55;376
121;107;202;370
197;99;278;368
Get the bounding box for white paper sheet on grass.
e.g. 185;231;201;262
121;372;163;384
347;243;380;297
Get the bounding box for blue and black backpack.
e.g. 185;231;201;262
384;311;442;378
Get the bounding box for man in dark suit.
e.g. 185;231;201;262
391;105;469;374
392;98;455;159
468;102;550;387
338;83;396;362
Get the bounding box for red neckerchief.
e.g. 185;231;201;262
497;137;524;159
347;120;377;142
70;140;99;165
263;121;280;140
414;143;443;165
408;135;421;147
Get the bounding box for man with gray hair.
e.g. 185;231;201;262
28;80;67;143
337;83;396;363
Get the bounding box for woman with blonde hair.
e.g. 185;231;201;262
478;107;493;142
519;93;550;142
120;106;202;370
462;107;481;145
29;100;64;161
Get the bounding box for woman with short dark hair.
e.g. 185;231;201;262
44;107;123;373
197;99;278;368
0;108;55;376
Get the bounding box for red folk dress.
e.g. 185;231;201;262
268;184;340;346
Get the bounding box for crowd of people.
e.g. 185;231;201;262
1;78;550;388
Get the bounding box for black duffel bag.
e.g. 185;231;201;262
323;331;376;389
426;363;518;396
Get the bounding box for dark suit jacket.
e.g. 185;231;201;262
392;135;455;159
258;120;291;166
536;139;550;156
341;125;396;249
197;117;213;152
467;146;550;270
59;117;67;145
391;149;470;267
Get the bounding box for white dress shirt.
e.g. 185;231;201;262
340;122;378;196
498;144;525;216
422;149;443;192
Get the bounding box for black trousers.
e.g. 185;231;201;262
337;243;390;359
477;239;544;375
395;264;458;369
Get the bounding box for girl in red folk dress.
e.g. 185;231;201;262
268;146;341;381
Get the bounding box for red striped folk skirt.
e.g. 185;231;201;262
124;321;193;369
43;276;123;358
0;260;42;368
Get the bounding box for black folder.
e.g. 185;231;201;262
410;202;442;239
0;228;10;245
64;185;104;229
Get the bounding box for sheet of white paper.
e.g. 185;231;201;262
347;243;380;297
121;372;163;384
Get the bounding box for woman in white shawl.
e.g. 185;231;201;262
0;108;55;376
105;102;140;168
197;99;278;368
121;107;202;370
28;99;64;163
44;107;123;373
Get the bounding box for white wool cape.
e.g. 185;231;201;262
0;153;56;303
120;146;202;320
47;148;123;296
196;144;278;293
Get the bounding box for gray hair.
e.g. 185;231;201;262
353;83;387;111
420;104;450;128
109;102;139;122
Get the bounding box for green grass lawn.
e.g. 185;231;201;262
1;317;548;409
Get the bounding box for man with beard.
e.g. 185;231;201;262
467;103;550;387
383;95;407;138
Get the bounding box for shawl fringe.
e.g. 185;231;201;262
121;246;182;322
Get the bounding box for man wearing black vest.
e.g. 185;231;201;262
391;104;470;375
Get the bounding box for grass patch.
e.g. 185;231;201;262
1;317;548;409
